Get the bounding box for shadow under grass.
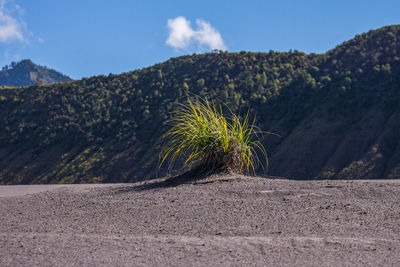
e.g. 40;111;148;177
116;164;227;192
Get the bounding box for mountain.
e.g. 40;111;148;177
0;25;399;184
0;59;72;87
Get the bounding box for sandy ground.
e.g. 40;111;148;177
0;175;399;266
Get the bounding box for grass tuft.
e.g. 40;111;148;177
159;98;268;174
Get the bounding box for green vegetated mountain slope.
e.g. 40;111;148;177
0;25;399;184
0;59;71;87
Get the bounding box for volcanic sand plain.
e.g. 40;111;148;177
1;175;399;266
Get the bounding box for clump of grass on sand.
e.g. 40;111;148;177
159;98;268;174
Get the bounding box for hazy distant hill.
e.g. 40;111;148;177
0;59;71;87
0;25;399;184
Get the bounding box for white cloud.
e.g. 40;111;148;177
166;16;195;50
0;1;27;43
166;16;227;51
0;10;23;42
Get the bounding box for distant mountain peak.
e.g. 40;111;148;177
17;59;35;66
0;59;72;87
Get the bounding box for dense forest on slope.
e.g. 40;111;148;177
0;25;399;184
0;59;71;87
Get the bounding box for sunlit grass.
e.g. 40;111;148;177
159;98;268;174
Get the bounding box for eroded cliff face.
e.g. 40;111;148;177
268;109;400;179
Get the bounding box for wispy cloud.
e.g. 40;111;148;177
0;0;28;43
166;16;227;51
37;36;44;44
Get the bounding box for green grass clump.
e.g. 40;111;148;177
159;98;267;174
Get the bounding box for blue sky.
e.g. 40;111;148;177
0;0;399;79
